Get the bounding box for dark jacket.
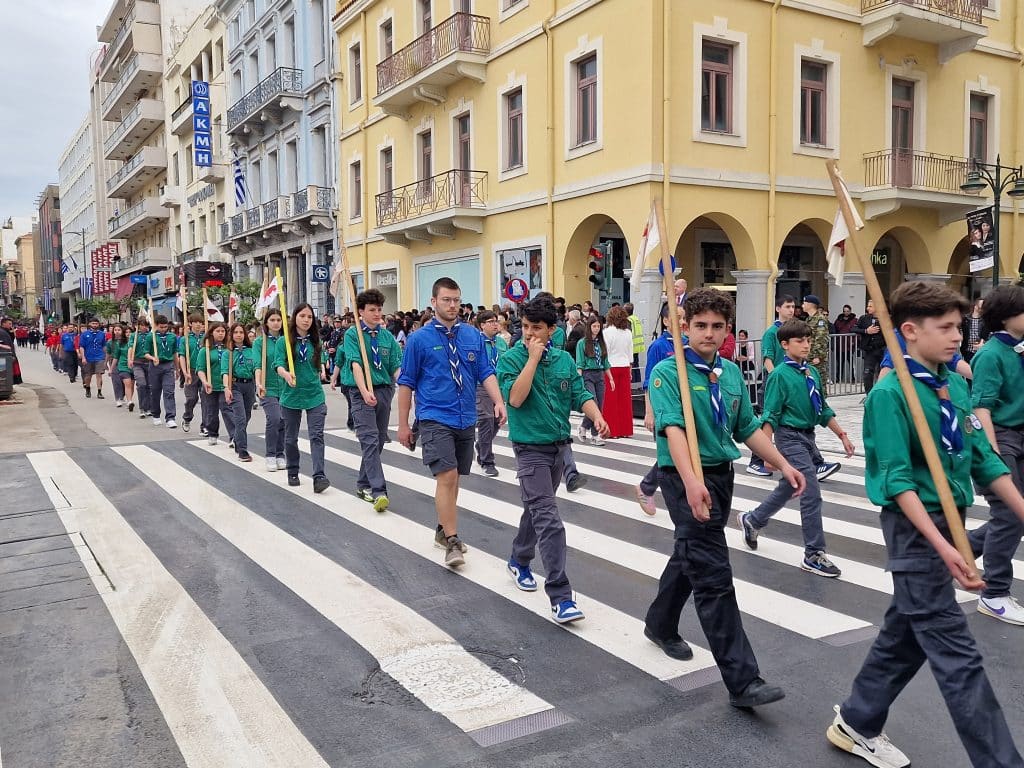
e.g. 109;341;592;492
855;313;886;356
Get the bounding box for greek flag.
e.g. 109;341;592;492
80;276;93;300
43;288;51;310
60;260;70;275
232;149;248;207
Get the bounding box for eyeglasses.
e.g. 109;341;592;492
435;297;461;305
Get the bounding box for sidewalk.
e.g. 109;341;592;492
819;394;866;457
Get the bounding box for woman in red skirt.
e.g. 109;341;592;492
601;305;634;438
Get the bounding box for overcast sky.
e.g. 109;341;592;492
0;0;111;218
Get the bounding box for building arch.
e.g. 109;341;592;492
672;212;757;292
775;218;831;302
562;213;631;311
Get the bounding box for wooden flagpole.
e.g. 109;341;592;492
825;159;977;579
260;273;269;388
148;296;158;358
180;285;190;372
653;198;707;512
275;266;296;385
203;286;212;384
227;324;234;390
340;245;373;391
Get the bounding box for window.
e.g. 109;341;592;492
502;0;523;9
575;54;597;146
380;19;393;59
969;93;989;163
701;41;732;133
419;131;432;180
419;0;432;34
381;147;394;193
505;88;523;170
350;43;362;103
800;60;827;145
186;145;194;184
350;161;362;219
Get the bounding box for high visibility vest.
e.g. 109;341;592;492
629;314;644;354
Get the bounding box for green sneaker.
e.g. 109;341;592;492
356;489;374;503
372;495;390;513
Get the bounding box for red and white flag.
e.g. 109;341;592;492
256;275;280;310
630;202;661;292
205;297;224;322
827;174;864;287
228;291;240;321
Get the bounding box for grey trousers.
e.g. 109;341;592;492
640;462;660;496
560;443;580;484
148;361;176;419
580;369;605;434
132;363;150;412
350;384;393;495
183;375;203;424
511;443;572;605
261;395;286;458
970;425;1024;599
222;381;256;454
202;390;223;437
746;426;827;557
110;370;126;401
475;385;498;469
284;402;327;479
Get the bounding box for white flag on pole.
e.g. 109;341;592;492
827;177;864;287
205;297;224;322
256;276;280;310
630;202;661;292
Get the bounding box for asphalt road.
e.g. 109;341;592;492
2;347;1022;768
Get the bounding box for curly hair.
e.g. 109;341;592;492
606;305;629;330
683;288;735;324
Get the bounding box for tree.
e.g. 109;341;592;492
76;297;122;321
184;280;262;326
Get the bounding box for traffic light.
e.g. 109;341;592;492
588;243;610;291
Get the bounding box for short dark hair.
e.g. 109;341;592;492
356;288;386;311
624;302;634;314
890;281;969;329
521;297;557;327
432;277;460;297
475;310;497;325
188;313;203;323
684;288;734;324
154;314;168;325
775;294;796;309
981;285;1024;335
778;319;812;343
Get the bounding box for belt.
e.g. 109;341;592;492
779;425;815;435
662;461;733;476
233;377;253;383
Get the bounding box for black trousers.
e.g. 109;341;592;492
645;466;760;694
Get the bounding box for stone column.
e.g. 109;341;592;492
731;270;771;339
632;267;669;374
827;271;866;315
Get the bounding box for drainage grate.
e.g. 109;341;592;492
820;626;878;647
664;667;723;693
468;708;574;747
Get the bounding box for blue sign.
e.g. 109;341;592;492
311;265;330;283
658;255;677;277
130;275;148;285
192;80;212;168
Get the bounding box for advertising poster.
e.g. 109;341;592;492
966;207;995;274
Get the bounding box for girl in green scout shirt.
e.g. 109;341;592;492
275;303;330;493
196;323;227;446
575;316;613;447
645;289;802;709
143;315;179;428
475;310;508;476
329;333;356;431
221;322;256;463
254;309;286;473
126;317;152;417
104;323;132;408
178;315;207;433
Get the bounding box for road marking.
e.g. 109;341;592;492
319;435;873;638
120;445;559;735
26;451;331;768
188;439;721;686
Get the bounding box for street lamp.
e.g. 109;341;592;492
960;154;1024;287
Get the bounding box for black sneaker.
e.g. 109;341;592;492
643;626;694;661
287;475;300;487
739;512;759;550
729;678;785;708
96;391;104;399
313;476;330;494
238;451;252;463
483;465;499;477
802;551;842;578
182;420;190;433
566;474;587;493
434;525;468;552
84;386;91;398
128;402;135;412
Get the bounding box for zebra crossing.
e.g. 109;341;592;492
21;420;1019;766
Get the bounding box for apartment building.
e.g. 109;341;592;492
57;116;101;319
1;216;35;315
35;185;65;321
12;233;40;318
333;0;1023;336
216;0;337;315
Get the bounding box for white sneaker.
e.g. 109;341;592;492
166;419;177;429
208;436;218;445
577;425;589;445
116;399;124;408
266;457;277;472
591;433;606;447
978;595;1024;626
152;417;162;426
276;457;287;470
826;705;910;768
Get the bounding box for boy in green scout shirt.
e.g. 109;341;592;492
343;289;402;512
748;295;795;477
475;310;509;476
644;289;803;708
967;284;1024;625
828;281;1024;768
739;320;855;576
127;317;152;417
178;315;206;433
498;297;608;624
143;315;179;428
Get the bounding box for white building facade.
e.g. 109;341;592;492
57;115;100;318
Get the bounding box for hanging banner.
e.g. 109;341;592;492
966;207;995;274
90;242;116;295
192;80;212;167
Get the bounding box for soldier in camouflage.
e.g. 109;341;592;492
803;295;830;395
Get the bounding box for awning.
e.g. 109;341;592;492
114;277;134;299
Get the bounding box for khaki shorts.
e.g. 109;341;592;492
80;360;105;376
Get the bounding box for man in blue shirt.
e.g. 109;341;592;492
397;277;506;568
78;318;108;399
60;324;79;383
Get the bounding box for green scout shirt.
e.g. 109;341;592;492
151;331;178;362
649;355;759;468
341;325;402;387
761;361;836;430
196;344;226;392
333;344;346;372
971;337;1024;429
253;335;283;397
482;333;508;369
865;364;1007;511
105;339;130;374
178;332;203;371
761;323;783;366
551;325;566;350
129;331;150;363
575;341;610;371
222;346;256;381
497;343;594;445
273;337;326;411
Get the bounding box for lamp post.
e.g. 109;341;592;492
960;154;1024;288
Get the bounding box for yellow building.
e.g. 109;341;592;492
333;0;1023;336
13;232;39;318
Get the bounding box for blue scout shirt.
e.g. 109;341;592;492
397;321;496;429
61;332;77;352
79;329;107;362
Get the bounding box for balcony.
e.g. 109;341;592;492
375;13;490;118
861;149;982;224
159;185;182;209
97;0;130;44
106;146;168;199
98;1;161;82
101;53;163;122
180;244;221;264
861;0;987;63
374;170;486;245
108;197;171;240
220;187;334;253
170;97;193;136
111;247;173;278
226;67;304;136
292;185;333;218
103;98;164;161
198;163;226;184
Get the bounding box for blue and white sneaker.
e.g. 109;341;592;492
551;599;585;624
746;460;772;477
802;551;842;578
507;559;538;592
816;462;841;482
739;512;759;550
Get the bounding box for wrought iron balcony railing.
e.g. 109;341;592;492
860;0;984;24
227;67;303;130
376;13;490;95
262;197;291;224
375;170;486;227
220;221;230;241
863;149;973;193
293;186;334;215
